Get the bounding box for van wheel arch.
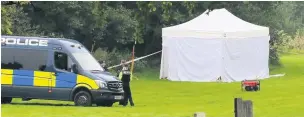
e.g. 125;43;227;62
70;87;92;101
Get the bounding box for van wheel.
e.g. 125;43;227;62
1;97;12;104
96;102;114;107
74;91;92;106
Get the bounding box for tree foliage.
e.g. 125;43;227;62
1;1;303;66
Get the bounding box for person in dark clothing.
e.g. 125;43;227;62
118;60;134;106
99;60;108;71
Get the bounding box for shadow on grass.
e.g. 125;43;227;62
7;102;115;108
8;102;74;107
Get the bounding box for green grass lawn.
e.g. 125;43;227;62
2;54;304;117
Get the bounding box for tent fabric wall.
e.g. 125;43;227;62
222;36;270;82
160;46;169;79
160;36;270;82
163;37;223;82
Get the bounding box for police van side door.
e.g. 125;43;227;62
49;50;77;100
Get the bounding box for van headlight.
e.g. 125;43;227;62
95;80;107;88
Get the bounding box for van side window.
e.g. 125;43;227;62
67;57;76;72
1;48;48;71
54;52;68;71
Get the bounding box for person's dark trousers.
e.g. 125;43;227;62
119;73;134;106
122;84;134;106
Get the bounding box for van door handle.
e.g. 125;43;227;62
52;73;58;76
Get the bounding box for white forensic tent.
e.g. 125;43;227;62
160;8;270;82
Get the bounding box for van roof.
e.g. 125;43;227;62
1;35;84;50
1;35;80;45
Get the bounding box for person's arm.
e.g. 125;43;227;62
116;69;121;77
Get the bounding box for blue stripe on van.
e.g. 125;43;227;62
55;73;77;88
13;70;34;86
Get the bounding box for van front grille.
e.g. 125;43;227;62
107;81;123;91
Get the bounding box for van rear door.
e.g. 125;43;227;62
1;47;52;99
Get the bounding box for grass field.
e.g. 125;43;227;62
1;54;304;117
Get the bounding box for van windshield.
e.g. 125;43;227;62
72;53;104;71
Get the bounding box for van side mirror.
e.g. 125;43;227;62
72;64;79;74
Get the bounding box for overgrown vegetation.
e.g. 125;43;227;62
272;29;303;60
282;28;304;51
93;48;150;72
1;1;304;68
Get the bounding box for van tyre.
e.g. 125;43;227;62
96;102;114;107
1;97;12;104
74;91;92;106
